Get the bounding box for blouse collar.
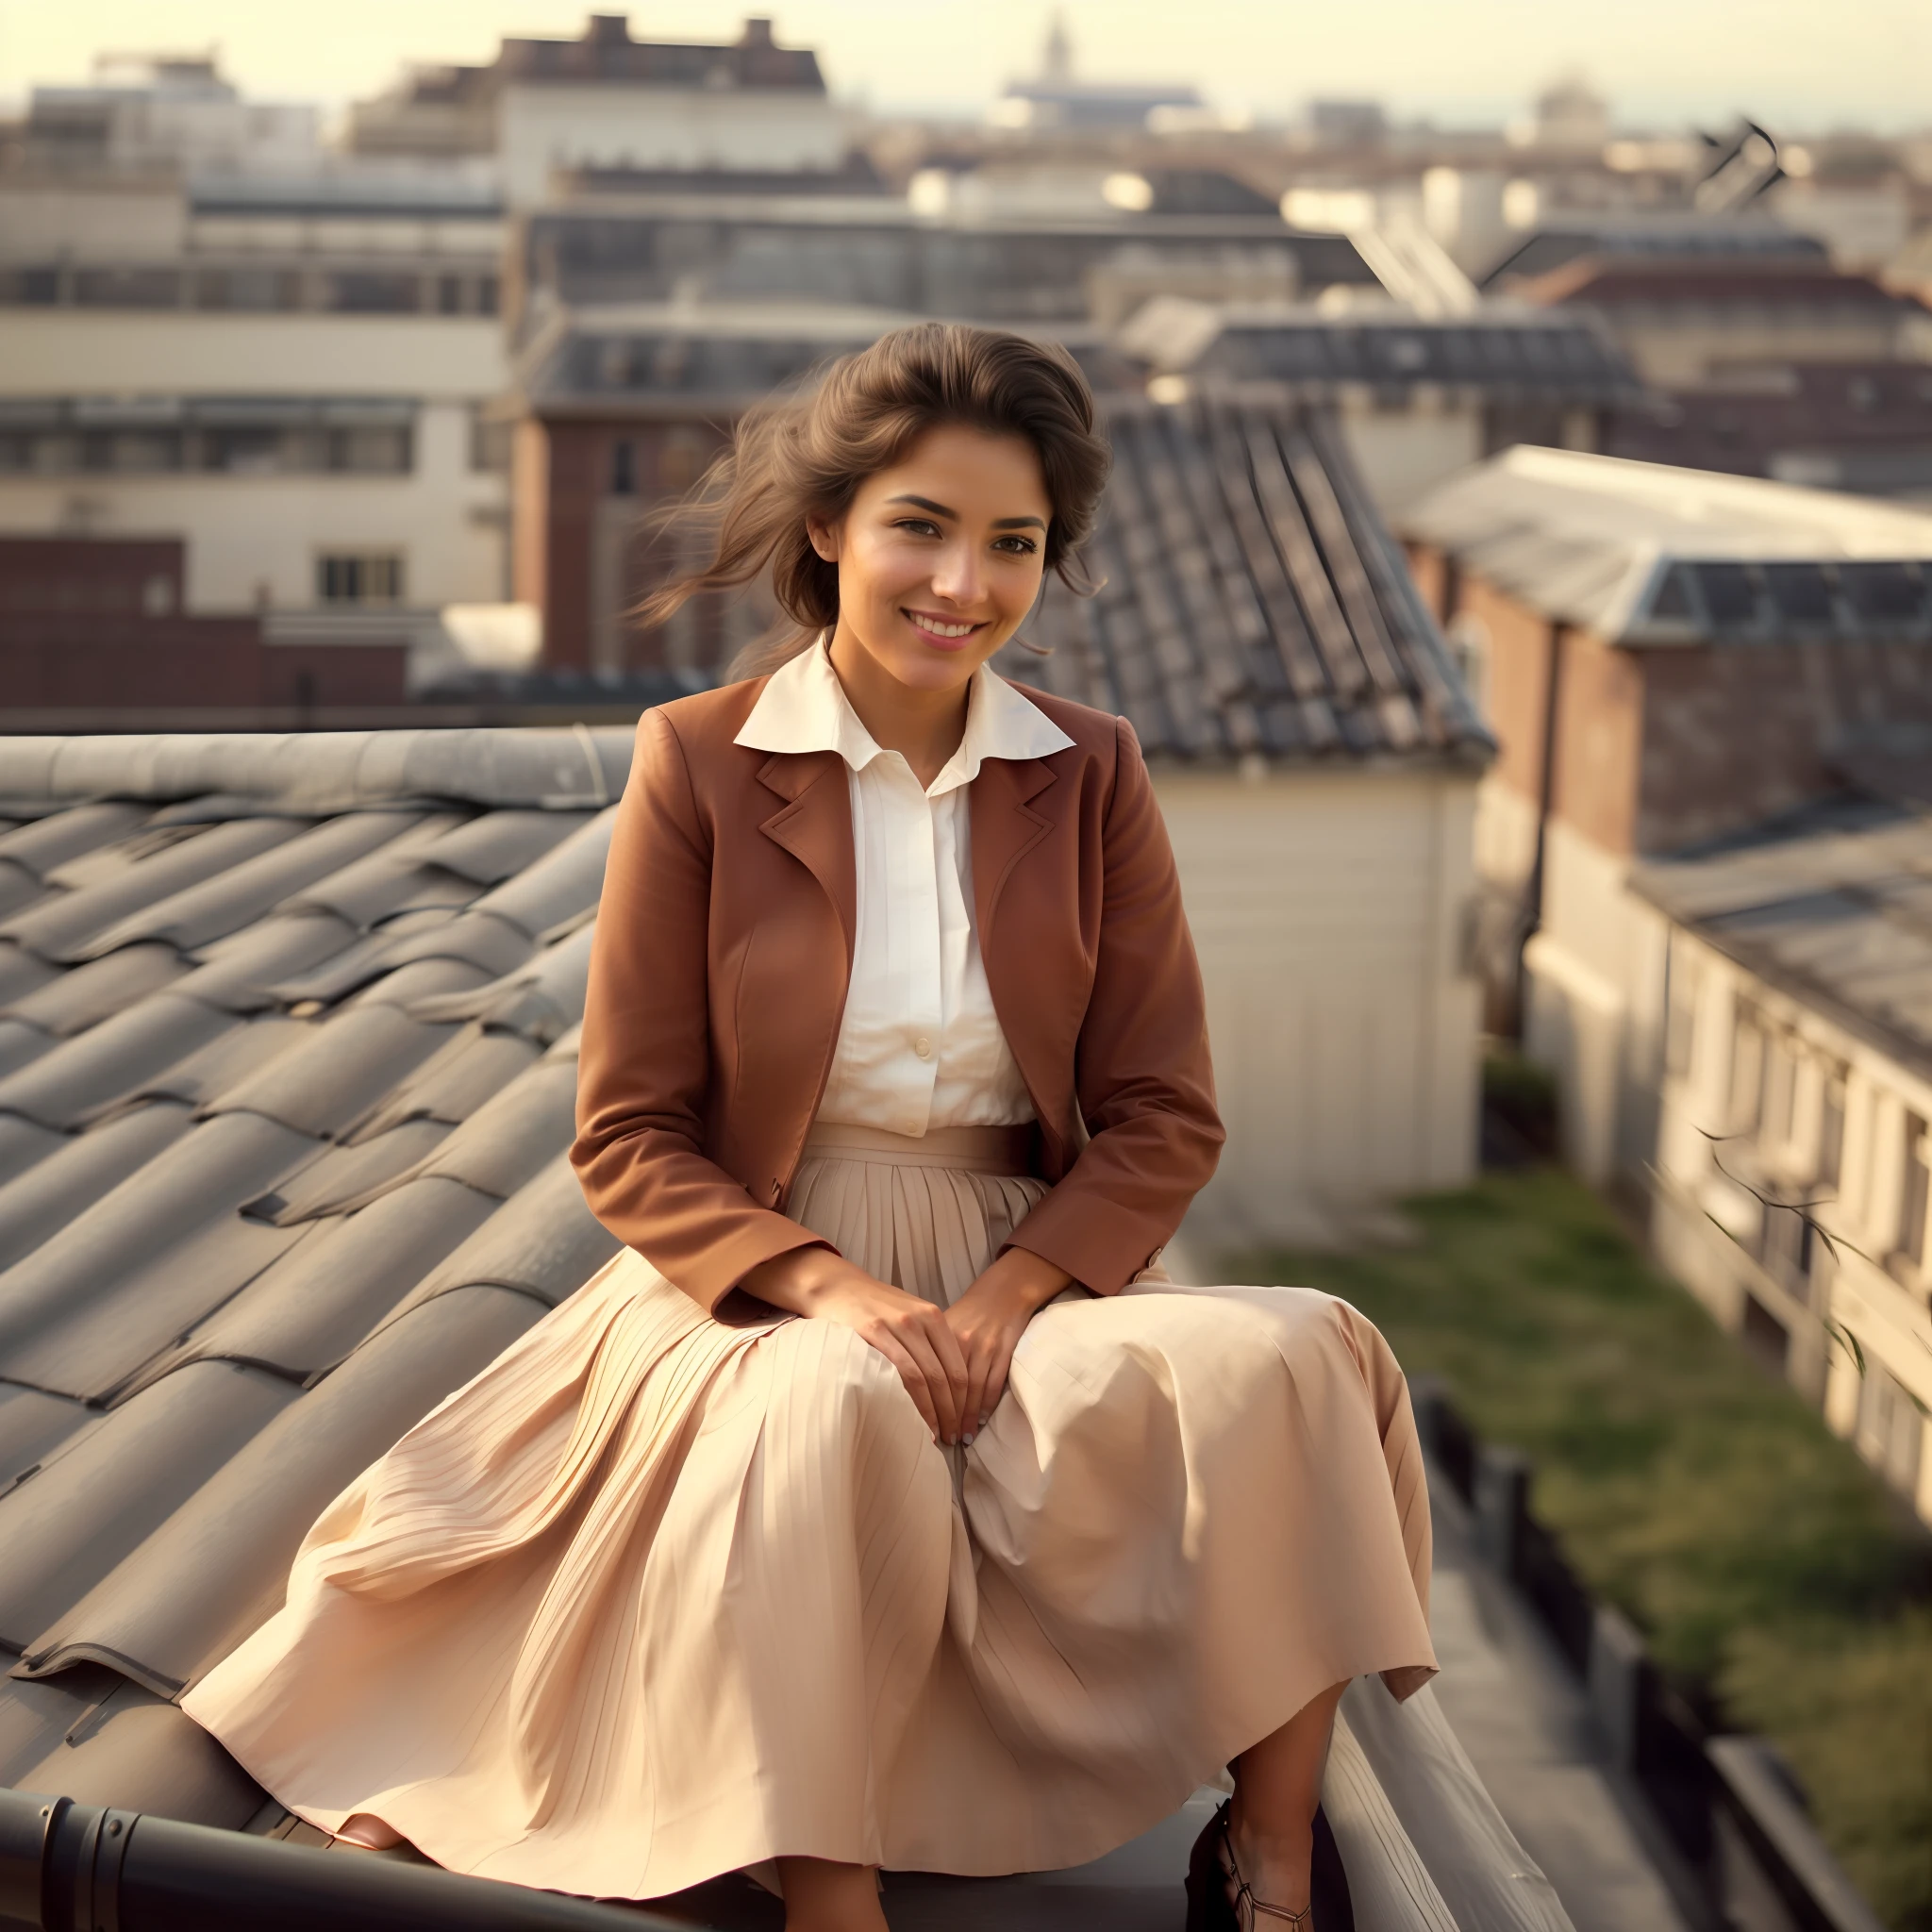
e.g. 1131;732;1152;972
735;635;1074;798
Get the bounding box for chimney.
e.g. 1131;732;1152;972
587;15;630;46
740;17;775;48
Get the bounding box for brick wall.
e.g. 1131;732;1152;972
1421;540;1932;859
0;537;406;712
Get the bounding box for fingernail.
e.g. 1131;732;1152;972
978;1414;990;1427
962;1431;974;1446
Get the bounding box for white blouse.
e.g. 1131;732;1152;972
734;640;1074;1138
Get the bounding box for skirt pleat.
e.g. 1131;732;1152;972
184;1144;1444;1902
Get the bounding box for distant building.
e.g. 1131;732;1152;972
1117;297;1641;513
1504;255;1932;385
0;536;408;724
349;15;842;208
1517;76;1610;154
991;11;1204;133
1609;360;1932;502
1401;451;1932;1519
19;54;320;179
1636;799;1932;1524
1305;101;1388;150
0;171;510;625
1401;446;1932;1172
508;184;1380;340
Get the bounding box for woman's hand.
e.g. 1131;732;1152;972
740;1245;971;1444
945;1247;1074;1440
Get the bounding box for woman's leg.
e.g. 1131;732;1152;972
1226;1679;1350;1919
775;1857;888;1932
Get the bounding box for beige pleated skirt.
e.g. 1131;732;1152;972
183;1124;1439;1903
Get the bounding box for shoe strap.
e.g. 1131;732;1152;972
1218;1812;1315;1930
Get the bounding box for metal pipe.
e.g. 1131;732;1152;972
0;1790;686;1932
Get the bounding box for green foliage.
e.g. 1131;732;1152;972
1238;1169;1932;1930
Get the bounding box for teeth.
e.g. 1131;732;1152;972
911;615;975;639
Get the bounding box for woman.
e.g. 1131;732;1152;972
185;325;1442;1931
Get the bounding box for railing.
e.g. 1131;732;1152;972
0;1790;681;1932
1409;1375;1889;1932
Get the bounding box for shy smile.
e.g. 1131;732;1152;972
902;608;985;646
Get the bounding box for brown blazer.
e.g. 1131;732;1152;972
571;675;1224;1314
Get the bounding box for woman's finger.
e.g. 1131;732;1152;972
978;1332;1018;1420
867;1330;940;1439
924;1307;971;1410
894;1319;963;1442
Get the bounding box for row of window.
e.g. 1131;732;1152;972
317;553;407;607
0;265;501;317
0;425;414;478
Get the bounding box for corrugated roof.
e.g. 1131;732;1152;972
1399;445;1932;645
1009;395;1492;766
1632;795;1932;1086
0;733;636;1848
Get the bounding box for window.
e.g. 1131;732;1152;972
609;439;637;497
317;553;406;607
1857;1361;1925;1500
1762;1036;1796;1147
1664;942;1698;1078
325;272;422;314
438;275;464;315
469;408;512;474
477;275;500;316
1818;1074;1846;1191
1730;1007;1766;1134
1898;1112;1930;1280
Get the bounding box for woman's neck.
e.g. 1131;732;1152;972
825;626;973;792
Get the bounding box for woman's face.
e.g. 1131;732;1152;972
809;423;1053;695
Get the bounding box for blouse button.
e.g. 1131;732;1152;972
913;1036;932;1060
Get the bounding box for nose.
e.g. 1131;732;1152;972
927;540;986;608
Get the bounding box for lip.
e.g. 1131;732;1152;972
902;608;986;650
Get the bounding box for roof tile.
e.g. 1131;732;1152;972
0;1361;301;1651
0;1103;193;1273
157;1177;502;1384
17;1284;548;1696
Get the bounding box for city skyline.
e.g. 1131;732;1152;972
0;0;1927;134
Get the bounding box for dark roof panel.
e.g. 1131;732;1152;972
1011;395;1491;766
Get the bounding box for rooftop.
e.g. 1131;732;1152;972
0;729;635;1852
1007;394;1491;766
1633;794;1932;1086
1400;445;1932;646
1116;296;1641;404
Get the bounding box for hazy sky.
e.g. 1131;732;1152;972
0;0;1926;132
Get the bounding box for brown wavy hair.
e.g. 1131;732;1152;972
635;322;1110;679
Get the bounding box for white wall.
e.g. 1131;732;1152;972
0;310;507;399
500;85;843;205
1154;765;1482;1247
1333;400;1486;519
1650;931;1932;1524
0;311;509;611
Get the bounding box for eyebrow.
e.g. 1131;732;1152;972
886;493;1047;532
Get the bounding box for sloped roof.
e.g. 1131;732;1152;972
1116;297;1641;405
0;729;632;1839
1399;444;1932;646
1010;395;1493;765
1632;794;1932;1086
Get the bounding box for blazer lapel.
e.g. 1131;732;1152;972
757;751;858;969
971;756;1057;960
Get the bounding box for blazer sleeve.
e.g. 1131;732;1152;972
571;708;828;1311
1003;717;1225;1292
